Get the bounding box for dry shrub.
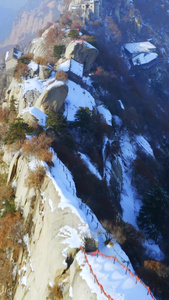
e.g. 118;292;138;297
71;20;82;29
55;71;68;82
38;22;52;37
34;56;48;66
45;25;63;49
48;277;64;300
106;16;121;42
0;212;23;298
5;139;23;152
101;219;126;244
14;63;28;79
45;25;65;64
0;184;14;204
0;123;8;140
25;165;46;189
22;132;53;163
18;53;33;64
137;264;169;299
0;106;8;123
144;260;169;278
84;236;98;252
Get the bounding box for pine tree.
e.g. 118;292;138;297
73;107;92;135
137;187;169;242
53;45;65;58
46;111;67;135
4;117;32;145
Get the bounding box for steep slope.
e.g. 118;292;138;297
0;32;157;299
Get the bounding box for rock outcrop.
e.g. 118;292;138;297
35;82;68;113
29;36;47;58
65;41;98;74
3;152;97;300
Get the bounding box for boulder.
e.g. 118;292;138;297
24;90;41;107
35;82;68;113
29;37;47;58
21;111;39;128
39;65;52;80
65;40;98;74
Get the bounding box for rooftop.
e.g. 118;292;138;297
5;47;23;62
124;41;156;54
132;52;158;66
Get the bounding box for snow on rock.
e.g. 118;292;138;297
57;225;83;249
69;285;73;298
83;40;96;50
28;61;38;72
70;59;83;77
79;152;102;180
22;106;47;126
97;105;112;126
112;115;123;127
144;239;164;261
58;59;84;77
48;198;55;212
46;80;64;91
5;51;9;61
22;77;44;94
58;60;71;72
64;80;96;121
21;74;56;95
135;135;154;158
82;76;93;86
118;99;125;110
120;134;141;227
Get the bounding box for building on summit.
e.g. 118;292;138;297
69;0;102;22
124;41;158;69
5;47;23;70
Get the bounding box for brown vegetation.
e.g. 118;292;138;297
0;212;23;299
144;260;169;278
0;106;8;123
45;25;65;64
25;165;46;190
22;132;53;163
48;275;65;300
106;16;121;42
18;53;33;64
14;63;28;79
55;71;68;82
34;56;48;66
45;25;64;49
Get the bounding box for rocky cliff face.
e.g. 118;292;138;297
6;153;96;300
1;0;64;50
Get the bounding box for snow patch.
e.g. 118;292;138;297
79;152;102;180
69;286;73;298
28;61;38;72
22;107;47;126
118;99;125;110
64;80;95;121
135;135;154;157
48;198;55;212
97;105;112;126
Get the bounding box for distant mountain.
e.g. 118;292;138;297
0;0;63;52
0;7;16;42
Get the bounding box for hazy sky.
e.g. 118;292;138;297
0;0;27;11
